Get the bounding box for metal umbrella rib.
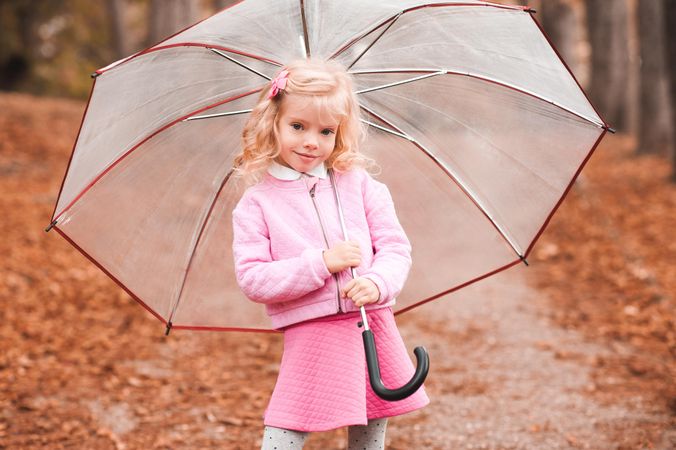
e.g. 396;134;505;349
354;71;446;95
52;88;262;224
357;102;526;260
345;13;402;70
98;43;282;78
359;119;412;141
329;14;400;62
300;0;311;58
185;109;254;122
165;168;237;334
359;76;569;195
329;2;529;65
352;68;605;129
209;48;275;80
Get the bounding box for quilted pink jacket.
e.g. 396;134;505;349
231;167;412;330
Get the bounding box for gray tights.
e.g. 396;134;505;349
261;418;388;450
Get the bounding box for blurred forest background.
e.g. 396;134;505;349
0;0;675;175
0;0;238;97
1;1;675;448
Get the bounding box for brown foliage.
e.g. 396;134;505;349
0;92;282;448
1;93;674;448
530;133;676;411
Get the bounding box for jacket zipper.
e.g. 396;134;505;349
309;183;343;313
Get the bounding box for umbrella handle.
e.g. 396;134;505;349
327;168;429;400
362;329;429;401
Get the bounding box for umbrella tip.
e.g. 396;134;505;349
45;220;57;232
91;72;101;79
520;255;529;266
165;321;173;336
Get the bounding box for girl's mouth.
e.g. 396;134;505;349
295;152;317;160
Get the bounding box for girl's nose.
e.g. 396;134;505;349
304;134;318;149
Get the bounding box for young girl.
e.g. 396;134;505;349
231;59;429;450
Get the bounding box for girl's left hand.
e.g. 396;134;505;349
341;277;380;307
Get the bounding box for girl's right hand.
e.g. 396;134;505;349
322;240;362;273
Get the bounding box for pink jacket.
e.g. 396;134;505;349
231;167;412;329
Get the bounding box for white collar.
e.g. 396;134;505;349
267;160;328;180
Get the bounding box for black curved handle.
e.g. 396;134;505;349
362;329;430;401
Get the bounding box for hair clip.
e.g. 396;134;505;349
267;69;289;99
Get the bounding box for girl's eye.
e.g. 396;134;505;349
321;129;335;136
291;123;302;130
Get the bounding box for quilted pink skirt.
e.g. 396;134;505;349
263;307;429;432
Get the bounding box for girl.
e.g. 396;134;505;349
231;59;429;450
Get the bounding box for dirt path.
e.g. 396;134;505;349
386;267;672;449
69;265;671;449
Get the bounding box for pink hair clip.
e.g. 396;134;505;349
267;69;289;99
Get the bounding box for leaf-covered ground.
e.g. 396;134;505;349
1;93;673;449
529;132;675;418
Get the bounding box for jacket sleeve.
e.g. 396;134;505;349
232;193;333;304
357;172;412;305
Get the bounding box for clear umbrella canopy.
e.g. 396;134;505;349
50;0;608;332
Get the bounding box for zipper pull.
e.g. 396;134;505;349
304;174;319;197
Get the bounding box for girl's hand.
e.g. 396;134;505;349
341;277;380;307
322;240;362;274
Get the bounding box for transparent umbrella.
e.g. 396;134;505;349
47;0;609;398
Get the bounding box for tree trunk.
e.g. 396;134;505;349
0;0;41;90
213;0;239;11
637;0;671;154
664;0;676;181
148;0;200;46
540;0;578;76
585;0;630;131
106;0;127;60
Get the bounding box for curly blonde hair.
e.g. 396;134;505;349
233;59;376;186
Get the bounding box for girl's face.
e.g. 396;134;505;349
275;94;339;173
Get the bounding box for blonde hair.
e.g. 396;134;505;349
233;59;376;186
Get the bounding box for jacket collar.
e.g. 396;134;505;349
267;159;328;180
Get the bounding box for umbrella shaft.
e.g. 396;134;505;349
360;306;370;330
328;169;371;331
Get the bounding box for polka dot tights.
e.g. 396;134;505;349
260;426;307;450
347;418;388;450
260;418;388;450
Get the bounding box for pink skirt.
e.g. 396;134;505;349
263;307;429;432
